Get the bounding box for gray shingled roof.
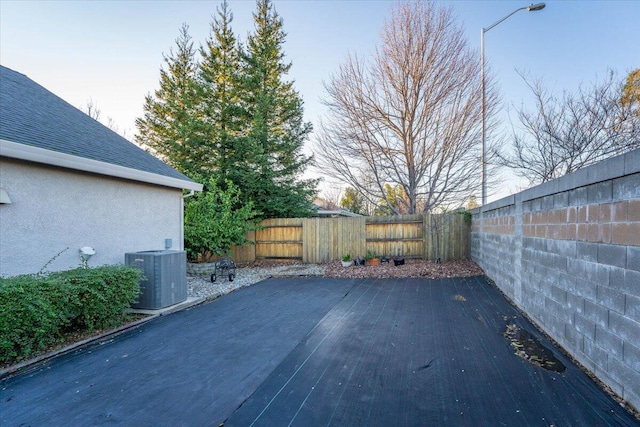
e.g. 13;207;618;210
0;65;194;183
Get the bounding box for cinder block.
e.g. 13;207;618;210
588;181;613;204
534;237;547;251
611;201;628;222
532;197;542;212
623;341;640;372
613;173;640;201
538;276;552;296
587;151;627;184
597;244;627;269
554;192;569;209
567;258;586;279
584;299;609;328
545;296;572;323
554;255;568;272
569;186;588;207
628;246;640;272
596;285;626;314
566;291;585;314
608;310;640;344
625;149;640;175
626;293;640;319
598;203;612;222
608;356;640;398
591;366;624;399
574;313;596;340
542;195;555;210
557;272;573;291
577;241;598;263
523;237;535;249
584;262;610;288
629;199;640;222
598;223;612;244
622;388;640;417
587;223;600;242
548;239;576;258
583;336;609;371
612;223;640;246
563;323;581;350
595;325;624;358
551;285;567;307
615;269;640;299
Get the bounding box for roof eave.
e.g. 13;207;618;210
0;139;203;192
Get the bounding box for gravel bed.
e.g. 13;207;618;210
187;259;483;301
187;263;326;300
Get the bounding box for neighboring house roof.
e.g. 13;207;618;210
0;65;202;191
311;203;362;217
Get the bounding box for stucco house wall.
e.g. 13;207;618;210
0;65;202;277
0;159;184;276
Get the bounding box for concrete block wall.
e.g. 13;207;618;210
472;149;640;411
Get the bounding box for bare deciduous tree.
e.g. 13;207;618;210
499;70;640;185
315;1;500;214
82;98;101;121
82;98;128;138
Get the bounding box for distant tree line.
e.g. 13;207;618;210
136;0;317;220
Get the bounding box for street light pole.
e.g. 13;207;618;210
481;2;545;206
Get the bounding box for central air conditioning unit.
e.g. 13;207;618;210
125;250;187;309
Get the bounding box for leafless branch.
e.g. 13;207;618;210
314;1;500;213
499;70;640;185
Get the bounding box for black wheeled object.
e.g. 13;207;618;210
210;257;237;282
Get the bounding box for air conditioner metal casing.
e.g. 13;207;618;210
125;250;187;309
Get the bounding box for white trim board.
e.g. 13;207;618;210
0;139;203;192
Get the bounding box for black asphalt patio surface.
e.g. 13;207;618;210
2;276;638;426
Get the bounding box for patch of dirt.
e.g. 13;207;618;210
503;321;566;372
323;259;484;279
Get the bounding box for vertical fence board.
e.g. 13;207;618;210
231;229;256;263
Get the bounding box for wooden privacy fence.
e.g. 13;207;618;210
231;213;470;263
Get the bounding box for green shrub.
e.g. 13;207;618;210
0;265;141;363
184;178;260;261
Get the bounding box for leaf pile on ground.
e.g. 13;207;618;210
325;259;483;279
323;259;483;279
238;259;483;279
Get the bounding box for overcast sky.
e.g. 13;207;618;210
1;0;638;202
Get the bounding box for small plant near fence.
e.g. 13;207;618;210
0;265;142;364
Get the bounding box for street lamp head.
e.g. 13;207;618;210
527;3;546;12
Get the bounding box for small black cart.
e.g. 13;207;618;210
210;257;237;282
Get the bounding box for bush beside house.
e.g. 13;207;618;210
0;265;141;364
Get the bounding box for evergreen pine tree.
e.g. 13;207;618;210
241;0;318;218
135;24;204;180
198;1;261;194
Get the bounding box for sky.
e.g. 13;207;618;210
1;0;639;203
